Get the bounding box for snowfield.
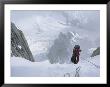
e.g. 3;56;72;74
11;10;100;77
11;56;100;77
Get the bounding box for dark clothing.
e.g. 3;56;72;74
73;54;79;63
71;48;81;64
73;49;81;56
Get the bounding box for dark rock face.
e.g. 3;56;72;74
91;47;100;57
11;22;34;62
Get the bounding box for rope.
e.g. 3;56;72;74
64;66;81;77
81;58;100;69
64;57;99;77
75;66;81;77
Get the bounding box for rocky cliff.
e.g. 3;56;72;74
91;47;100;57
11;22;34;62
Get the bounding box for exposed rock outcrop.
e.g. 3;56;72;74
91;47;100;57
11;22;34;62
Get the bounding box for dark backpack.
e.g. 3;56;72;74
71;55;77;64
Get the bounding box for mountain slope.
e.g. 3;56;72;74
11;55;100;77
11;22;34;62
91;47;100;57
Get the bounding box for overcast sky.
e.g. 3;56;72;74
11;10;100;45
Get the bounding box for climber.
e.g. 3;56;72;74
71;45;81;64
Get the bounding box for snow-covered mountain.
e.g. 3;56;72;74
11;10;100;46
11;10;100;77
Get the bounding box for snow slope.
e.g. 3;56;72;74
11;55;100;77
11;10;100;77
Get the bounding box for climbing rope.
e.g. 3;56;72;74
64;57;99;77
64;66;81;77
81;58;100;69
75;66;81;77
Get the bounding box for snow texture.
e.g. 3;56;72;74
11;10;100;77
11;56;100;77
